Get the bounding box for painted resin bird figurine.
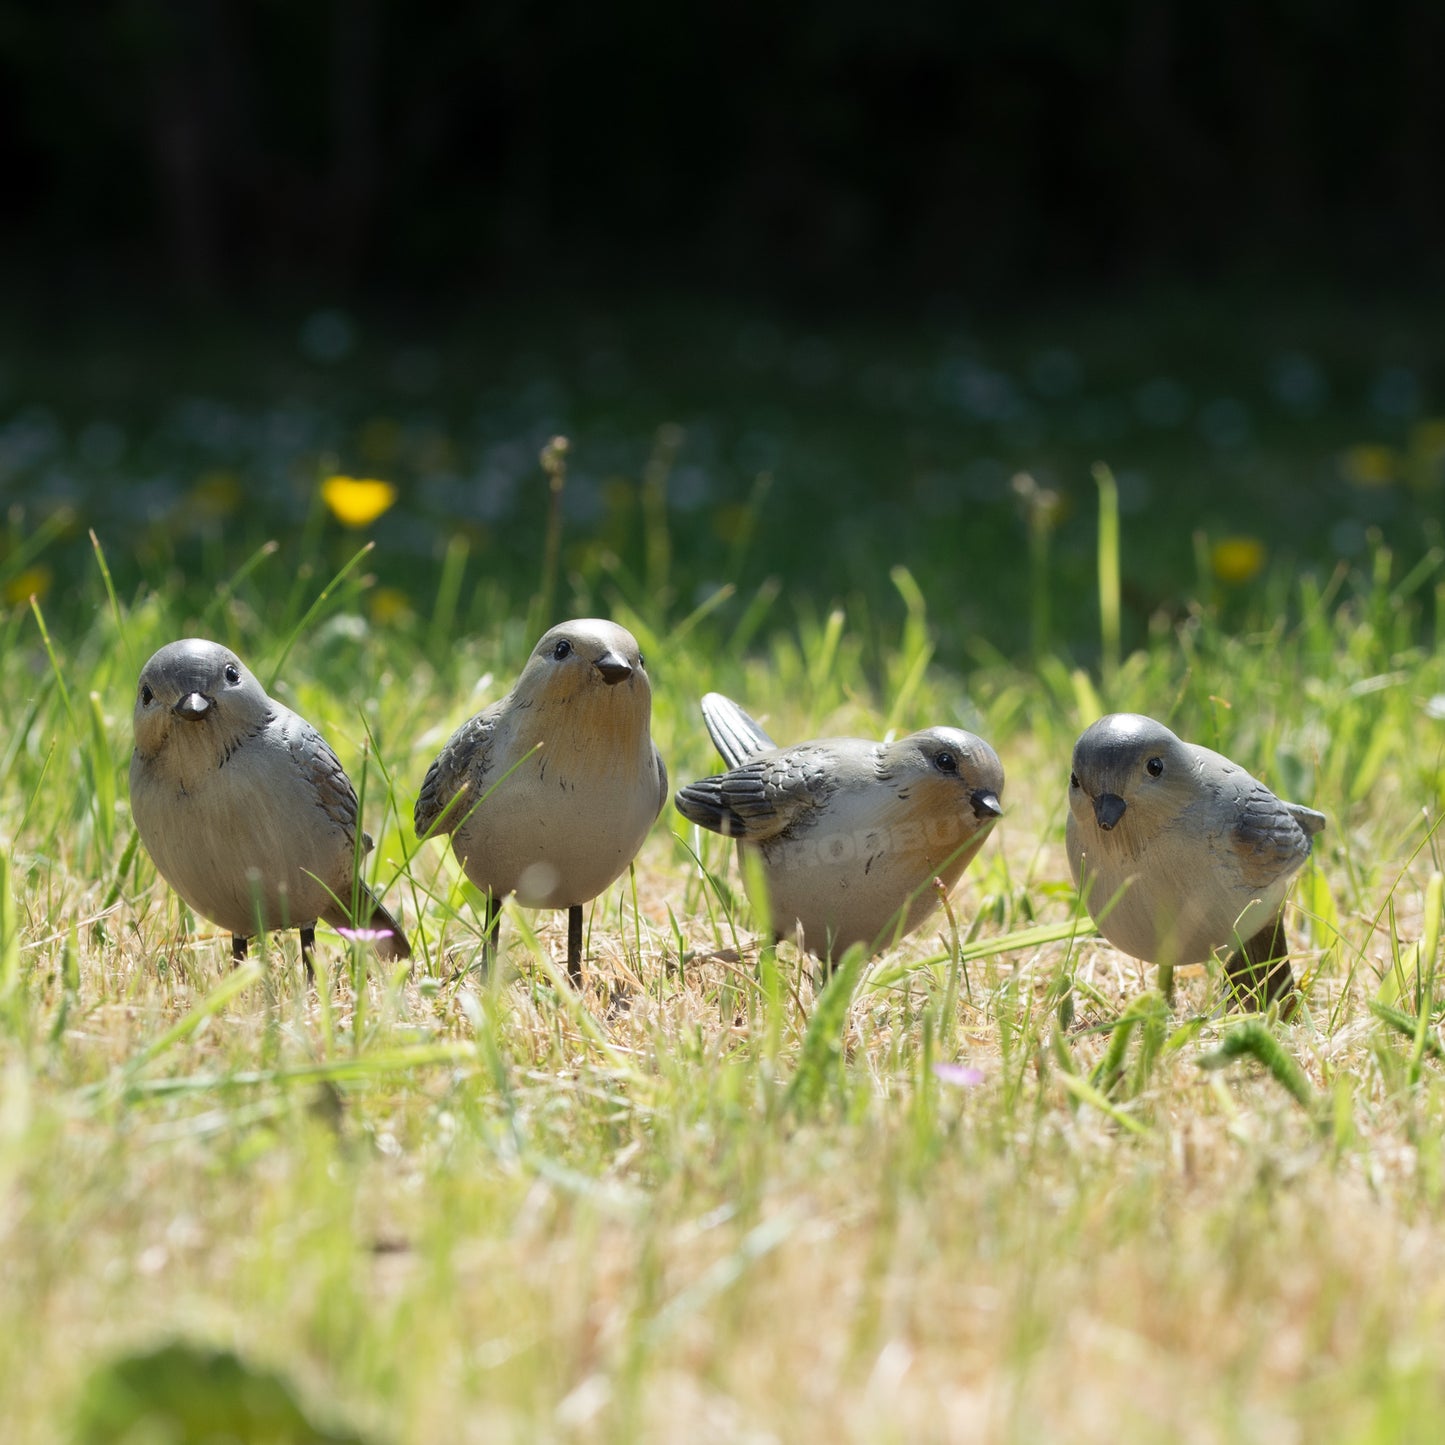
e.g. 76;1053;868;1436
413;619;668;983
130;639;410;973
674;692;1005;959
1066;712;1326;1012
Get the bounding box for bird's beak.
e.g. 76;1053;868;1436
173;692;213;722
594;651;633;686
1093;792;1127;830
971;789;1003;820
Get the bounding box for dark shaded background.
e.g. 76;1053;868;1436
5;0;1443;309
1;2;1442;665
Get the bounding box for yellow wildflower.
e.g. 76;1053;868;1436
1340;444;1398;487
369;586;413;626
322;475;398;528
3;565;52;608
1411;419;1445;462
190;470;243;518
712;503;754;544
1210;536;1266;585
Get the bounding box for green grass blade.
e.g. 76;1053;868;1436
1091;461;1121;691
785;942;869;1114
1056;1072;1153;1136
1197;1022;1322;1124
265;541;375;688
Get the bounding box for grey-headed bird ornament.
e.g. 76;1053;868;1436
1066;712;1325;1012
675;692;1004;958
130;639;410;974
413;619;668;984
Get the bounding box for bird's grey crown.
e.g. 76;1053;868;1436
903;727;1006;793
533;618;643;666
141;637;248;696
1072;712;1179;773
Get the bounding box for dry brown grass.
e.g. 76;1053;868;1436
6;551;1445;1442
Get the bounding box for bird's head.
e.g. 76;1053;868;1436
1067;712;1194;837
885;726;1006;849
515;618;653;734
132;638;273;761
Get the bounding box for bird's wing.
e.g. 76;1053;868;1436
700;692;777;768
278;707;408;958
1284;801;1327;838
1230;783;1315;888
675;746;832;842
277;710;361;839
414;709;497;840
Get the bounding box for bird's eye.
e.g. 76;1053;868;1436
637;653;646;669
934;750;958;774
1069;772;1079;789
140;684;154;706
224;663;241;685
1146;756;1164;777
552;639;572;661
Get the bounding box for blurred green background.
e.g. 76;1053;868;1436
1;2;1442;662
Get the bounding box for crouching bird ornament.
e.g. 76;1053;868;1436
675;692;1004;959
1066;712;1325;1013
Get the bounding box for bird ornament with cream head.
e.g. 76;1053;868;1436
414;619;668;982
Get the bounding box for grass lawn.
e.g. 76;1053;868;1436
3;297;1445;1442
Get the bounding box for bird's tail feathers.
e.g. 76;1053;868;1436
700;692;775;767
1223;910;1295;1017
368;894;412;961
